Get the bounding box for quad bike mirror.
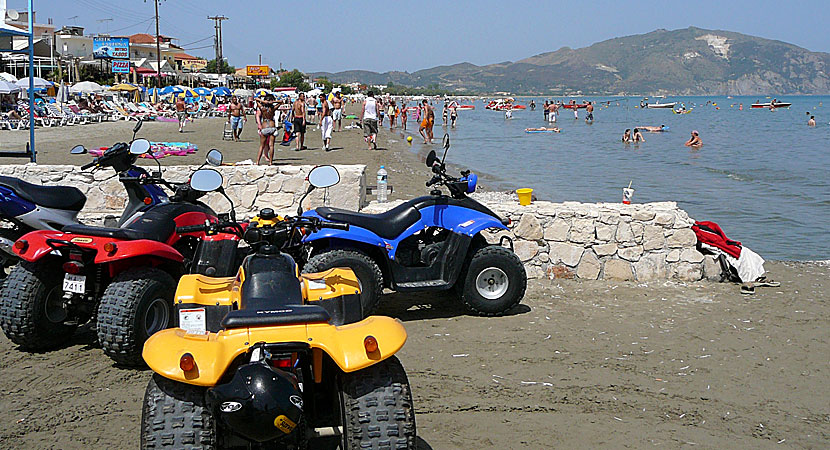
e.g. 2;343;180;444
133;118;143;134
206;149;223;166
308;165;340;189
190;169;224;192
425;150;438;167
70;145;87;154
129;138;151;155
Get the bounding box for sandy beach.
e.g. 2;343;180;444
0;261;826;448
0;118;827;448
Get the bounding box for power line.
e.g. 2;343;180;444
179;36;214;47
107;17;156;34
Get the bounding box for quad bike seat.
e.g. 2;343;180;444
62;203;209;243
316;201;421;240
222;253;331;328
0;175;86;211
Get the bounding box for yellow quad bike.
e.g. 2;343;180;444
140;167;416;450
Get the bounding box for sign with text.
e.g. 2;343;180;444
182;59;208;71
93;37;130;59
246;65;270;77
111;60;130;73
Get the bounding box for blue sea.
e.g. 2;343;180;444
408;96;830;260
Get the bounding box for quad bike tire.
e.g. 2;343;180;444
97;267;176;367
304;249;383;318
0;260;77;349
141;373;216;450
458;245;526;316
340;356;416;450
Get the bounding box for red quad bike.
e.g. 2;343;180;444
0;142;234;366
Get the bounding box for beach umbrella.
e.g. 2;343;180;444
0;80;21;94
70;81;104;94
255;88;271;97
147;87;162;103
181;88;198;97
109;83;138;92
232;88;251;97
16;76;54;90
160;85;183;95
212;86;231;96
194;87;212;96
0;72;17;83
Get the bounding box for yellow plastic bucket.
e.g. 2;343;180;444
516;188;533;205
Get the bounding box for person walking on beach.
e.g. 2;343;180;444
292;93;308;151
320;94;333;151
419;99;434;144
227;96;246;141
362;90;380;150
332;92;344;132
585;101;594;123
175;96;188;132
400;102;408;131
685;130;702;148
388;100;397;131
255;94;278;164
377;97;385;127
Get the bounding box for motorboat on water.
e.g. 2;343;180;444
751;102;792;109
646;102;677;109
486;98;526;111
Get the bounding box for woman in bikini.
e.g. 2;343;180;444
256;95;278;165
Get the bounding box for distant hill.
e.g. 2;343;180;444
310;27;830;95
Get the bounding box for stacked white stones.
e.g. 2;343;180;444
482;199;721;281
0;164;367;225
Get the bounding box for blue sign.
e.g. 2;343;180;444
93;38;130;59
112;60;130;73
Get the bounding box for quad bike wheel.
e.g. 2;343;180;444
141;373;216;450
303;249;383;318
459;245;527;316
0;260;77;349
340;356;416;450
97;267;176;366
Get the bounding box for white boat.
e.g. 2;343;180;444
646;102;677;109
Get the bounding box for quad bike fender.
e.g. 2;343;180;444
174;274;237;307
303;225;386;249
143;316;406;386
11;230;183;265
301;267;361;300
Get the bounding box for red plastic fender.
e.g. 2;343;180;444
167;211;218;245
12;230;182;265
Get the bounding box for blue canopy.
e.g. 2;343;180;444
160;85;183;95
194;87;212;96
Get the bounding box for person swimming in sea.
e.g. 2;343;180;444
526;127;560;133
622;129;632;143
637;125;667;132
632;128;645;143
685;130;703;149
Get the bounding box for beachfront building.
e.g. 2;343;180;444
1;5;59;78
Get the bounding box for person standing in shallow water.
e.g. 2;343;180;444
807;116;816;126
685;130;702;148
585;101;594;122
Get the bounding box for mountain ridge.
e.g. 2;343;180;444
309;27;830;95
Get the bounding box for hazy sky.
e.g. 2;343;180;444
11;0;830;73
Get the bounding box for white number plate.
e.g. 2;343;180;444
179;308;207;335
63;274;86;294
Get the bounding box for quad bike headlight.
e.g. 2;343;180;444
206;362;303;443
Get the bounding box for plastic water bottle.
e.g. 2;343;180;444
376;166;388;203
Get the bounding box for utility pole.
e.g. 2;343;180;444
207;15;227;74
153;0;162;87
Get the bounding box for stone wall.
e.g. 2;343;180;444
363;194;720;282
0;164;366;224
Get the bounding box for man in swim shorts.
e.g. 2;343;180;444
175;96;188;132
292;92;307;151
419;100;434;144
362;90;380;150
585;101;594;122
227;96;246;141
331;92;344;131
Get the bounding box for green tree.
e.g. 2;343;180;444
205;58;235;74
339;85;353;95
271;69;310;91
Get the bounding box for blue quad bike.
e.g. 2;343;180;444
302;135;526;317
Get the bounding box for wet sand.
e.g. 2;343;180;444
0;261;827;448
0;118;828;448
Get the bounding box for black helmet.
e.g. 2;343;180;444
207;362;304;443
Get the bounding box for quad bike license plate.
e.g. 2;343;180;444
63;274;86;294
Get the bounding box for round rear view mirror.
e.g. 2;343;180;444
206;149;223;166
425;150;437;167
70;145;87;154
129;138;151;155
190;169;224;192
308;165;340;189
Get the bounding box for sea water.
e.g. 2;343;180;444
410;96;829;260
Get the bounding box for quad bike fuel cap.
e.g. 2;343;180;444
259;208;276;220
